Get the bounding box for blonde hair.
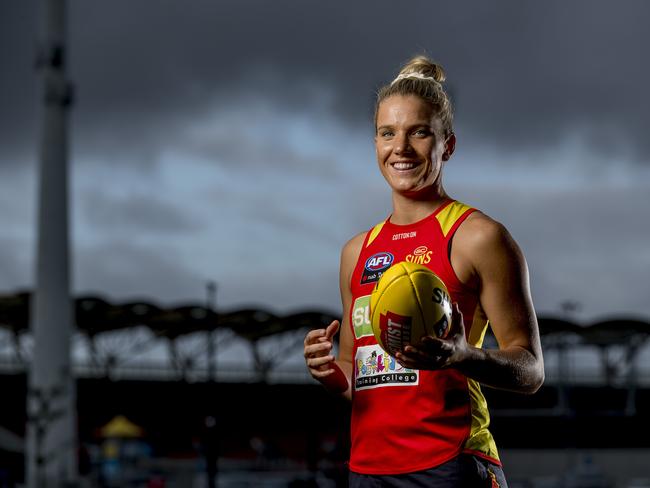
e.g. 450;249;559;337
375;55;454;136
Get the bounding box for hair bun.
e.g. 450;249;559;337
375;54;454;136
398;55;446;83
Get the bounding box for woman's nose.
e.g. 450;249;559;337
394;135;411;155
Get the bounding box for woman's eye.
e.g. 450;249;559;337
414;129;429;136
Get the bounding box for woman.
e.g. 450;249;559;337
303;56;544;487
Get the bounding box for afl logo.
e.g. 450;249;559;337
365;252;394;272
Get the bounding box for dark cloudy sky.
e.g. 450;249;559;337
1;0;649;322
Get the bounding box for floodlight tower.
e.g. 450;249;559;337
26;0;77;486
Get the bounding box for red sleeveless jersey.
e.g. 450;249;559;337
348;200;500;475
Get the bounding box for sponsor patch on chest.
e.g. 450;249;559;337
392;231;417;241
354;344;419;391
351;295;373;339
361;252;394;285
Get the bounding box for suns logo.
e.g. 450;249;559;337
405;245;433;265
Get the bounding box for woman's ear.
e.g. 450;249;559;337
443;132;456;161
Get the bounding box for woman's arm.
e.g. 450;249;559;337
396;214;545;394
303;232;365;400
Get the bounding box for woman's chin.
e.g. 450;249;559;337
393;183;441;200
389;179;425;194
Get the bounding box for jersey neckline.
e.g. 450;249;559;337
384;198;453;231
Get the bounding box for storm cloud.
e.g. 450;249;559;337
1;0;648;322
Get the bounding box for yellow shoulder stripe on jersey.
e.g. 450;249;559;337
366;221;387;247
468;303;489;348
465;378;500;461
464;301;499;461
435;201;473;237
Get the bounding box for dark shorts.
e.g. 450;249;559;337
348;454;508;488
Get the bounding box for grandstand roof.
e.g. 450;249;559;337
0;292;338;342
1;292;648;344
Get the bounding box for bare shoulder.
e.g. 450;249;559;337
454;211;525;272
341;231;367;268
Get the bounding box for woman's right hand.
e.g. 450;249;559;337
303;320;340;379
304;320;350;394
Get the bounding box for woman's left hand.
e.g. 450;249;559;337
395;303;472;370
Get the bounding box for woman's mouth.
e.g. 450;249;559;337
391;161;420;171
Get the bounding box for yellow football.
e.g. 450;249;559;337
370;261;452;357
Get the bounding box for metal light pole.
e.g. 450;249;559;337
26;0;77;486
205;281;218;488
206;281;217;382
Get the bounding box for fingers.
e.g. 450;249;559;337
395;354;420;370
304;322;337;359
395;334;453;369
306;353;336;370
305;348;336;379
395;303;468;370
304;321;341;379
303;320;340;346
452;301;461;318
304;328;327;346
324;320;340;340
395;348;424;368
396;352;447;370
397;343;447;369
451;302;465;332
421;334;452;349
304;340;333;360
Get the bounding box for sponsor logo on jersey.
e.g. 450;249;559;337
379;311;412;356
351;295;373;339
405;245;433;265
392;231;417;241
355;344;418;390
431;287;452;337
361;252;394;285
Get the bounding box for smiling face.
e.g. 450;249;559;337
375;95;454;197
